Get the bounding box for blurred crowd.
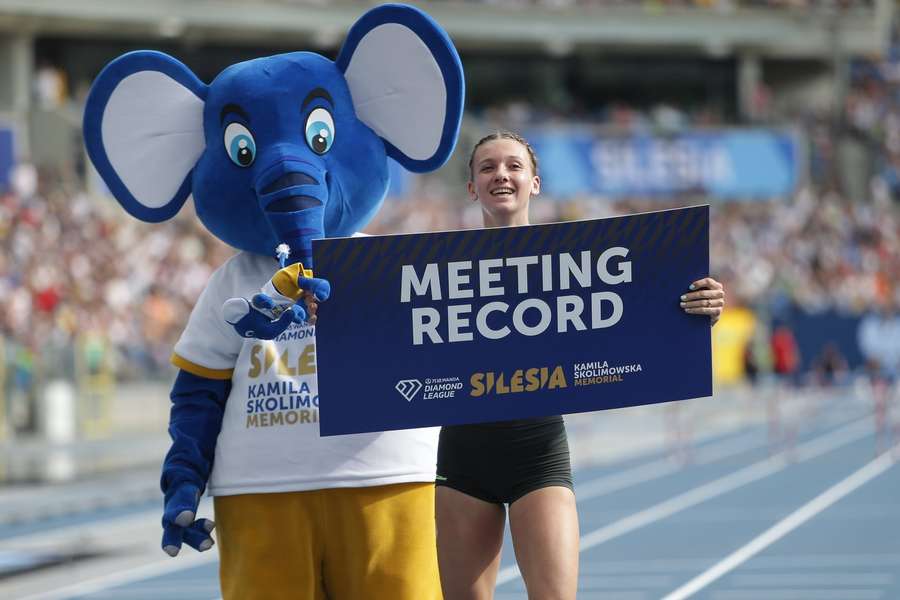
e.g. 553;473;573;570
711;191;898;313
471;99;728;136
6;33;900;386
4;172;896;391
534;0;872;10
845;39;900;202
0;0;892;438
0;169;233;393
289;0;873;11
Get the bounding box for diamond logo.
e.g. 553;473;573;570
395;379;423;402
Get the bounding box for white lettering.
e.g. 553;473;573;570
476;301;510;340
597;247;632;285
591;291;623;328
401;263;441;302
559;251;592;290
412;307;442;345
505;255;538;294
447;304;473;342
447;261;474;300
478;258;504;297
512;299;552;337
557;295;587;333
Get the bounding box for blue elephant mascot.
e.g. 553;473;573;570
83;4;463;598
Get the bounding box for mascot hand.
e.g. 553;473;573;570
222;266;330;339
222;296;305;340
161;482;215;556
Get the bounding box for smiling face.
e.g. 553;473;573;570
468;137;540;227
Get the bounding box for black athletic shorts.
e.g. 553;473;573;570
435;416;573;505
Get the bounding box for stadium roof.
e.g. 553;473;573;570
0;0;891;58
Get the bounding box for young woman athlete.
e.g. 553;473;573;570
435;131;726;600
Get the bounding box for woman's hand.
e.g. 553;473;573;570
680;277;725;326
298;276;330;326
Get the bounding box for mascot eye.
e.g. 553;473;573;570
223;122;256;167
305;108;335;155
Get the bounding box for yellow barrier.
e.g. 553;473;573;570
712;306;757;386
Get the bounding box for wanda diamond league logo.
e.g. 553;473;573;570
395;379;423;402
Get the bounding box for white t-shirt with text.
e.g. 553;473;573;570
173;251;439;497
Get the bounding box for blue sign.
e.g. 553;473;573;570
527;129;800;199
314;206;712;436
0;125;15;191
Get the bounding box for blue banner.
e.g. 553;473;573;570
314;206;712;436
527;129;800;199
0;125;14;192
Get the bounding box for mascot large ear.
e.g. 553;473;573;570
336;4;464;173
83;51;207;222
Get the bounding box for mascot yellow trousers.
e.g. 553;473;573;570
215;482;442;599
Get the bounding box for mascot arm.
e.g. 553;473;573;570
160;369;230;556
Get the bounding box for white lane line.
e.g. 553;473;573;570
495;416;874;587
576;405;868;502
0;510;159;552
21;412;875;597
0;496;212;546
575;431;762;501
730;572;894;586
576;554;900;574
661;447;897;600
16;551;218;600
708;590;884;600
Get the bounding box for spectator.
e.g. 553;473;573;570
811;342;850;388
771;322;801;383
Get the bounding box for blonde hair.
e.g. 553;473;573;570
467;131;539;181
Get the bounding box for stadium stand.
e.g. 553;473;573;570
0;0;896;439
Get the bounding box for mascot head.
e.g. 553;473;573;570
83;3;464;267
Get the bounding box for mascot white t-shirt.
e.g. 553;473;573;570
173;251;439;496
